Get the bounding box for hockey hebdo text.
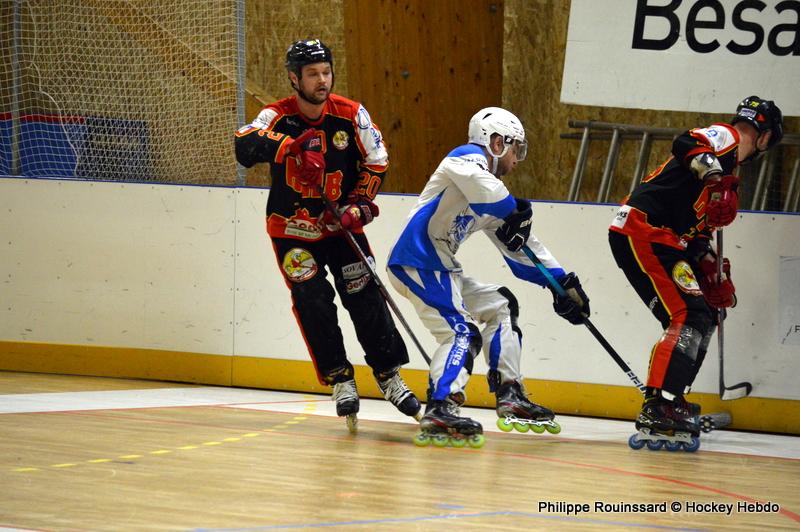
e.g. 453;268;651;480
537;500;780;517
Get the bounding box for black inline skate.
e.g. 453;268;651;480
629;395;700;452
375;368;422;421
495;381;561;435
331;379;359;434
414;398;484;449
675;395;731;433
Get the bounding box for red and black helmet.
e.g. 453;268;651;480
731;95;784;149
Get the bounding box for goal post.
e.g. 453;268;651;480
0;0;244;185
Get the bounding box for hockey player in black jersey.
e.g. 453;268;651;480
609;96;783;451
234;39;421;431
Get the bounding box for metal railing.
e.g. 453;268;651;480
562;120;800;212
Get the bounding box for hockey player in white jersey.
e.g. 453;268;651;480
387;107;591;447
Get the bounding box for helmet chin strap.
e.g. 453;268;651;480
488;144;510;176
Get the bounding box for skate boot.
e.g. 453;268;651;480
375;368;422;421
413;399;484;449
331;379;359;434
495;381;561;435
424;389;465;417
629;396;701;452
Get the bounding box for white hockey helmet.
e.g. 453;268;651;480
468;107;528;163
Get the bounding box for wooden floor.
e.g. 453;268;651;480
1;371;799;531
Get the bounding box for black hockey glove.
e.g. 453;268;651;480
550;272;590;325
495;198;532;252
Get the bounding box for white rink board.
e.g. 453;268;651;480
0;179;237;355
2;177;800;400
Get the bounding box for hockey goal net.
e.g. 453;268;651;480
0;0;242;184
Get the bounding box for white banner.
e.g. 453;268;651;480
561;0;800;116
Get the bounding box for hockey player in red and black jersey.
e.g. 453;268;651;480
234;39;421;429
609;96;783;448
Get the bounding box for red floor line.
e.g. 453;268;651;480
6;407;799;524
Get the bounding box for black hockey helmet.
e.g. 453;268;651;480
731;95;784;150
285;39;334;79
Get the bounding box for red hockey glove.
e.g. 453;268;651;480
706;175;739;228
287;129;325;186
321;198;380;231
339;198;379;230
697;255;736;309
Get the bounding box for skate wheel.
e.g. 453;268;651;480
450;436;467;448
545;422;561;435
497;418;514;432
665;441;682;452
514;422;530;433
699;416;714;433
530;423;546;434
431;434;449;447
646;439;664;450
682;437;700;452
467;434;485;448
628;434;646;450
413;433;431;447
346;414;358;434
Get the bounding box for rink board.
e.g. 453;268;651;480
1;177;799;432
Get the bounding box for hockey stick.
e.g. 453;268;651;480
319;190;432;365
716;229;752;400
521;245;646;393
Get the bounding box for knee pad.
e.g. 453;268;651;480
497;286;522;339
462;322;481;375
671;324;703;362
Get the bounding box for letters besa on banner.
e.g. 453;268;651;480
561;0;799;115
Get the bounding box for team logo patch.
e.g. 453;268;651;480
332;130;349;150
283;248;318;282
672;261;702;295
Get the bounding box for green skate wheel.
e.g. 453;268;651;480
545;422;561;434
432;434;449;447
530;423;546;434
467;434;486;448
413;433;431;447
513;422;530;433
450;436;467;448
497;418;514;432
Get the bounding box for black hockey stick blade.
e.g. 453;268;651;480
716;230;752;401
721;381;752;401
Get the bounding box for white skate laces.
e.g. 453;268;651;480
377;372;413;406
332;379;358;406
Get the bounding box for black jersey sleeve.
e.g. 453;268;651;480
234;107;292;168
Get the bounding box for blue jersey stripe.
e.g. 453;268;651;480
388;191;446;270
504;257;565;288
470;193;515;218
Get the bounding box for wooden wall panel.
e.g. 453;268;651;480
344;0;504;194
243;0;348;187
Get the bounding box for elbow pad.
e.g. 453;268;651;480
690;153;722;181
